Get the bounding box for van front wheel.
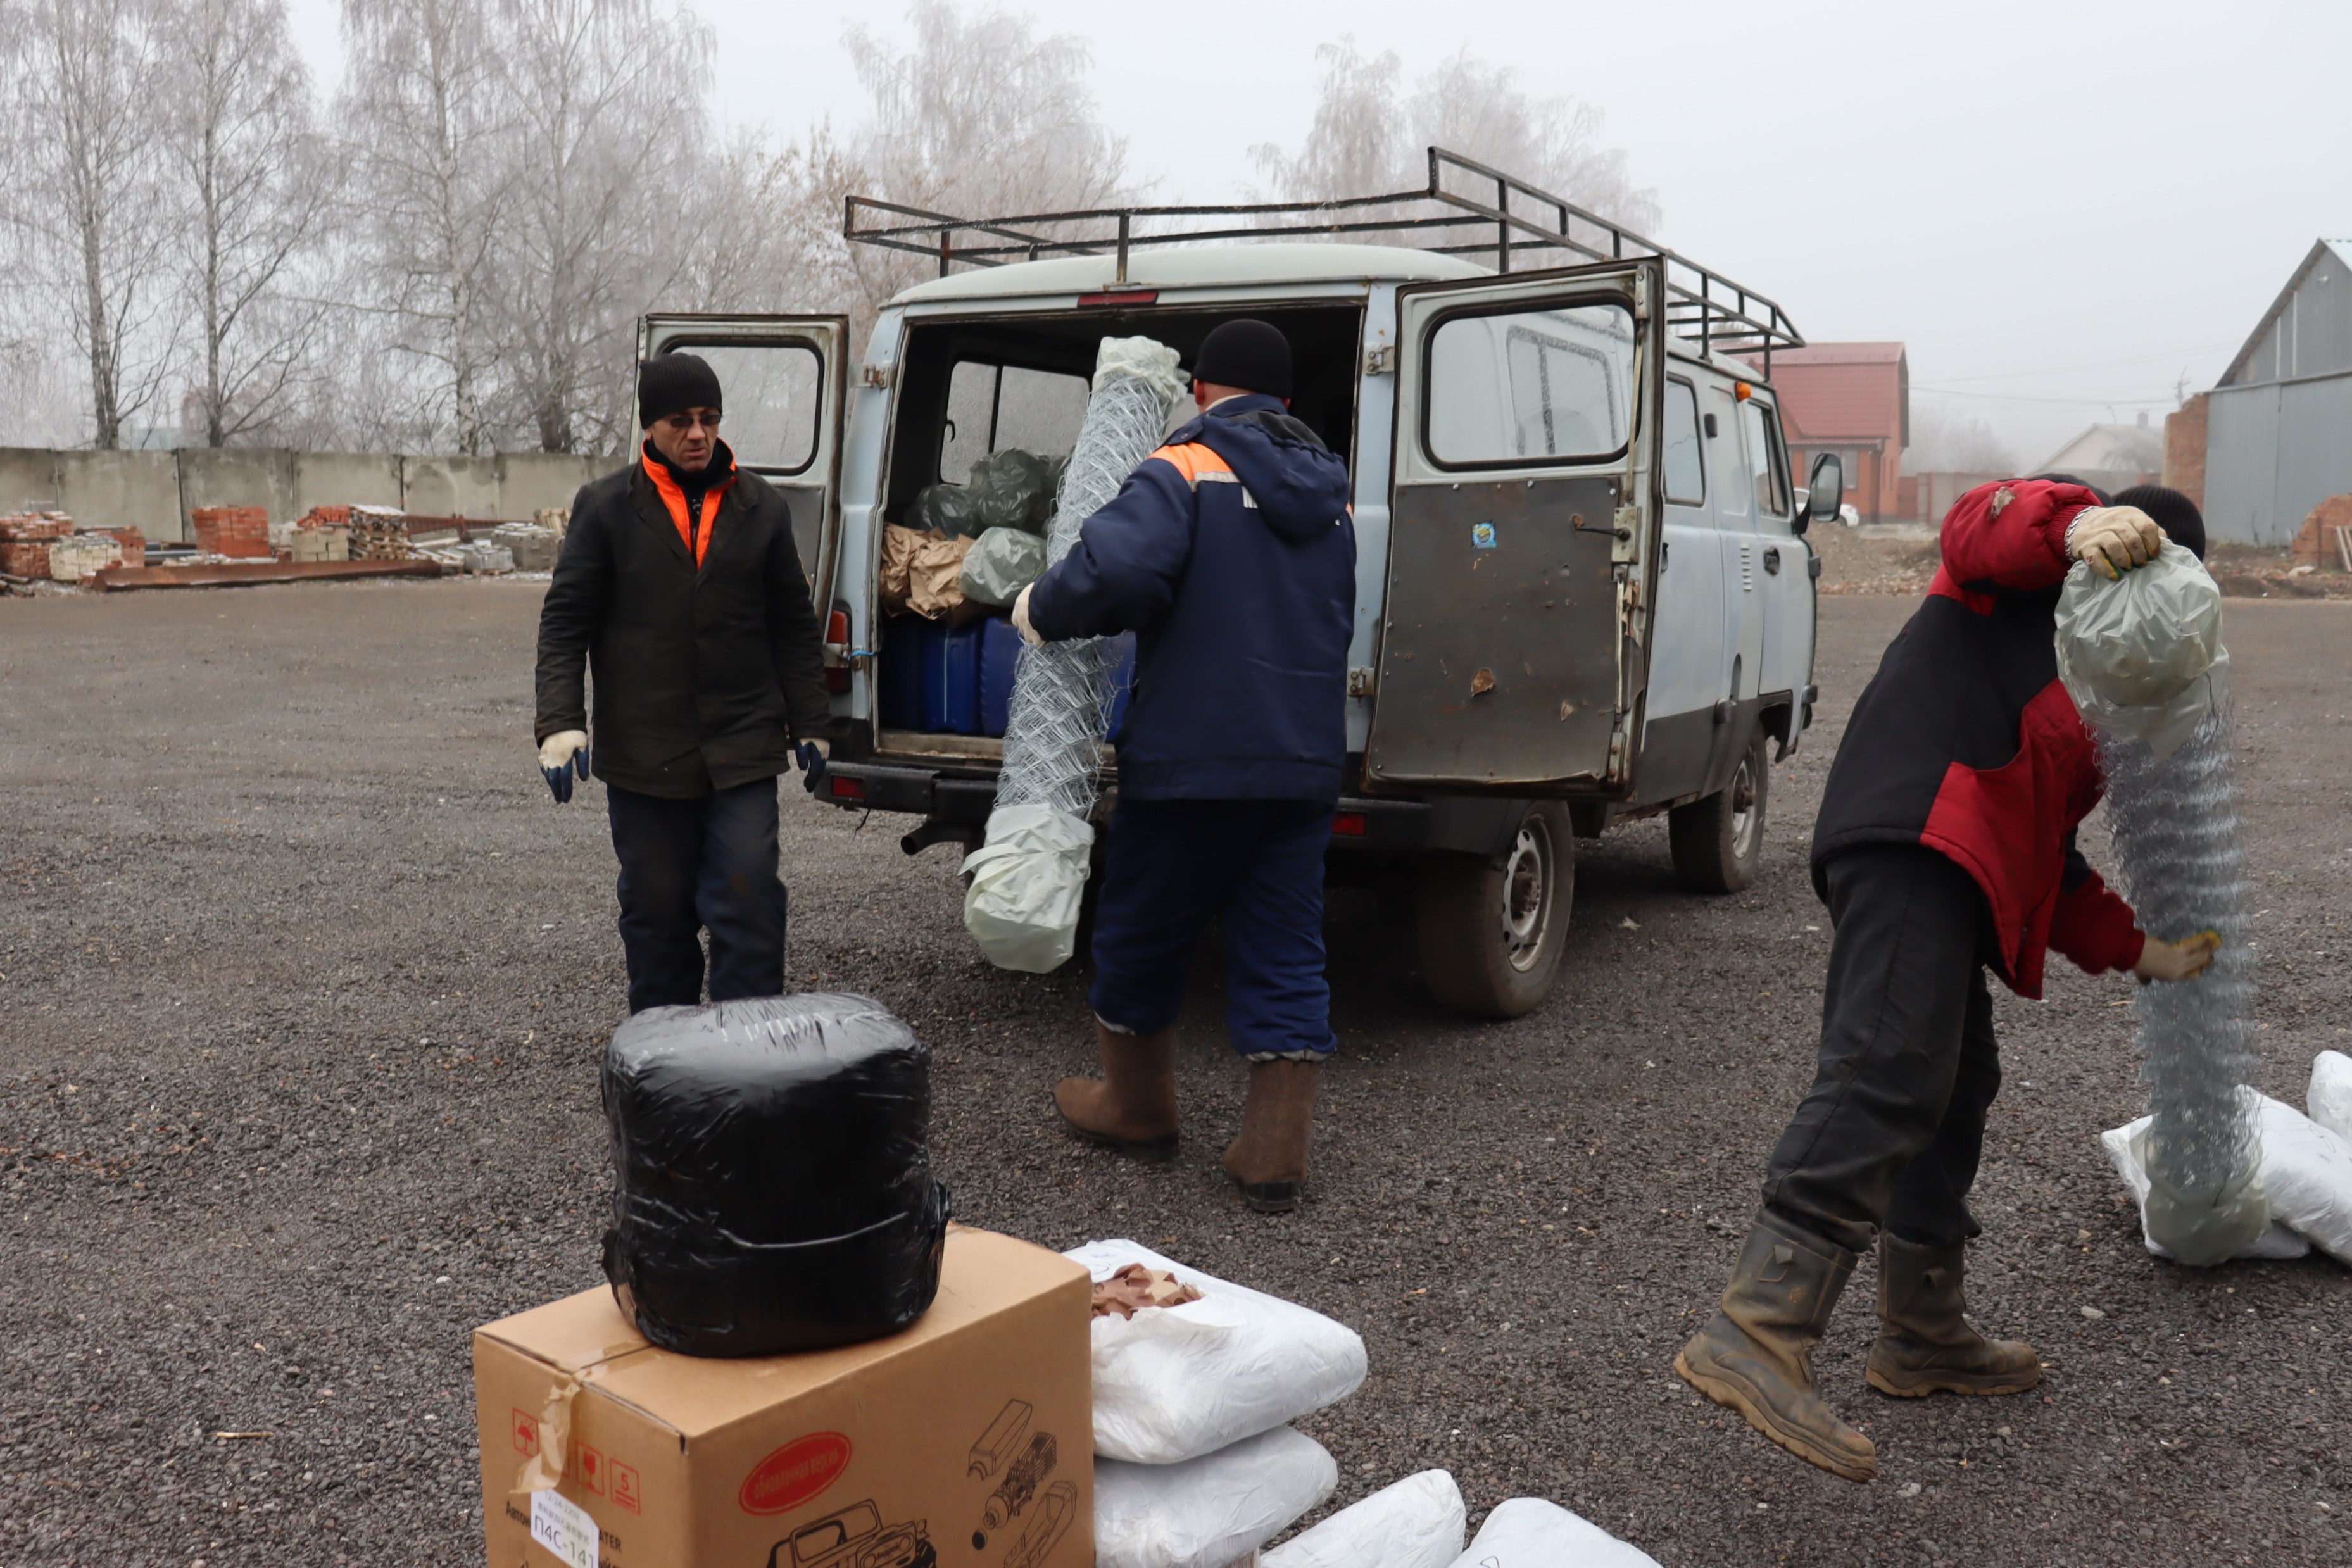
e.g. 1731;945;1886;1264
1414;802;1575;1019
1670;729;1770;893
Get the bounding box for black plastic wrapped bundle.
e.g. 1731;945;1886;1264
601;993;951;1357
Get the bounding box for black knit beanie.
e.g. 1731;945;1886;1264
2112;483;2207;560
1192;318;1293;399
638;353;723;429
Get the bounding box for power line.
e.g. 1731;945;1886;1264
1923;342;2235;384
1914;386;2180;407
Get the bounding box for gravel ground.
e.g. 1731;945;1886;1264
3;581;2349;1567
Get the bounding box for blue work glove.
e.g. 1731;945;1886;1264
538;731;590;803
796;739;830;794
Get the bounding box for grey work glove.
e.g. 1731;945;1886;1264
538;729;589;803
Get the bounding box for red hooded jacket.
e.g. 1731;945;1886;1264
1810;479;2146;997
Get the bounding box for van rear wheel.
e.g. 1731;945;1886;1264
1415;801;1575;1019
1670;729;1770;893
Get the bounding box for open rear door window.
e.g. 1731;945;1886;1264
639;313;848;608
1366;259;1664;794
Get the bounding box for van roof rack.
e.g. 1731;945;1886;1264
844;146;1803;363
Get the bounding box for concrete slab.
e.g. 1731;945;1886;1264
57;451;183;539
0;448;61;513
179;448;299;533
296;451;403;514
496;453;607;518
400;455;501;519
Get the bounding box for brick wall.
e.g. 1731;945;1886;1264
2164;394;2208;511
2292;494;2352;570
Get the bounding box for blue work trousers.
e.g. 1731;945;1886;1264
1089;798;1336;1058
605;777;786;1014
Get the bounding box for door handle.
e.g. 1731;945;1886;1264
1763;547;1782;575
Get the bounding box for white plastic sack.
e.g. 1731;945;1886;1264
1445;1498;1661;1568
1095;336;1188;400
1261;1470;1464;1568
1064;1239;1368;1465
1095;1426;1337;1568
2054;542;2229;757
2245;1092;2352;1265
960;803;1091;973
2101;1105;2308;1261
2308;1050;2352;1144
959;525;1047;606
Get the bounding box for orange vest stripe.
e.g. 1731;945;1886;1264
641;449;738;566
1146;442;1234;488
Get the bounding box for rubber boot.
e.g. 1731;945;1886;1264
1674;1210;1878;1483
1865;1233;2042;1397
1052;1021;1178;1158
1222;1059;1321;1213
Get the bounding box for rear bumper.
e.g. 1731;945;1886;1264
822;760;1528;859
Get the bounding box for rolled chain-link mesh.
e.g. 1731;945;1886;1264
993;339;1183;818
2099;709;2261;1201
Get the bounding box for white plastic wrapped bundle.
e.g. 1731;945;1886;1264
1442;1498;1661;1568
1261;1470;1465;1568
964;337;1185;972
1063;1239;1368;1465
1094;1426;1338;1568
2058;548;2265;1266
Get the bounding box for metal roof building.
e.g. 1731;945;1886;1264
2189;239;2352;543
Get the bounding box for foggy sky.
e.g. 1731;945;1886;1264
294;0;2351;463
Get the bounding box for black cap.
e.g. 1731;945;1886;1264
2112;483;2206;560
638;353;722;429
2031;472;2111;506
1192;318;1292;399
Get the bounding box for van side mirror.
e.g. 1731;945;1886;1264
1807;453;1844;527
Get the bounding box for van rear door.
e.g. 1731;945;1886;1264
637;314;849;615
1364;259;1663;793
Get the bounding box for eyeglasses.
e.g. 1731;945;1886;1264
660;411;722;432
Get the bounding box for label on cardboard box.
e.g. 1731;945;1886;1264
530;1488;599;1568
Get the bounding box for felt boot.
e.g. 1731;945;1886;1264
1053;1021;1178;1158
1222;1059;1321;1213
1866;1234;2042;1397
1675;1210;1878;1482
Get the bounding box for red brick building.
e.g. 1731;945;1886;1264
1754;343;1909;522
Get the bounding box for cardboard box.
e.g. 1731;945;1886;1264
474;1227;1092;1568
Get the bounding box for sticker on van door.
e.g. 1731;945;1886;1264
1471;522;1497;549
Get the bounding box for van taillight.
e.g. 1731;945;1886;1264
826;608;850;644
829;777;867;802
1331;812;1368;837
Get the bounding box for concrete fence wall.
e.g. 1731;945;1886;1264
0;446;617;543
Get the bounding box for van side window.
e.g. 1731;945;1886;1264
670;341;821;474
939;361;1090;483
1425;301;1635;467
1741;399;1791;518
1663;379;1704;505
1707;387;1749;519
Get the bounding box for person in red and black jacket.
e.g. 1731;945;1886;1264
534;353;833;1014
1675;477;2222;1483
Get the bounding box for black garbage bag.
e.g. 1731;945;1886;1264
601;993;951;1357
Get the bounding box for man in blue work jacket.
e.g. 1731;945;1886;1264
1010;318;1355;1212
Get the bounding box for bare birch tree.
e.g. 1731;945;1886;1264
830;2;1132;329
158;0;331;446
7;0;174;448
340;0;512;454
1254;39;1661;251
490;0;712;454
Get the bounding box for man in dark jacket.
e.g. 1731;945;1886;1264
534;352;832;1014
1011;318;1355;1212
1674;477;2222;1482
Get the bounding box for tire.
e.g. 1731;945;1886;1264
1670;728;1770;893
1414;801;1575;1019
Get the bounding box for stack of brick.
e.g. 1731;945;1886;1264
2292;495;2352;572
47;534;123;581
89;525;145;568
191;506;272;560
0;512;73;578
346;505;414;560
